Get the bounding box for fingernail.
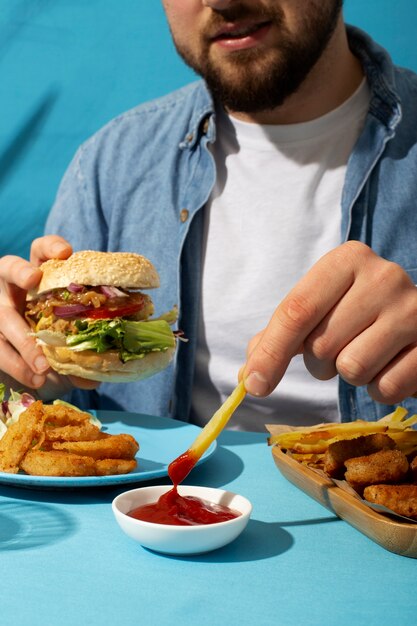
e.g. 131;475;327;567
34;355;49;372
244;371;270;396
31;374;45;387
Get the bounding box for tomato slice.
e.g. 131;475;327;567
86;303;144;320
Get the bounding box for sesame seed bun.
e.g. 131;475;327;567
28;250;160;299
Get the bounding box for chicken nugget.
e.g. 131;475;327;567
95;458;137;475
21;450;97;476
344;449;409;491
51;433;139;460
363;484;417;519
410;454;417;479
323;433;396;478
0;401;45;473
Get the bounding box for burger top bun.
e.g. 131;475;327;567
28;251;160;298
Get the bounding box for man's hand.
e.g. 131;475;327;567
243;241;417;404
0;235;98;395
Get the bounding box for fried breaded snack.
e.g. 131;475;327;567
21;450;137;477
95;458;137;476
43;404;93;426
344;449;409;491
363;484;417;519
268;410;417;520
44;422;104;442
410;455;417;482
21;450;98;477
51;433;139;460
0;400;139;477
323;433;396;478
0;401;45;473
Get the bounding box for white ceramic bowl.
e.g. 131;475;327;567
112;484;252;555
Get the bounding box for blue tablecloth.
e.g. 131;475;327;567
0;419;415;626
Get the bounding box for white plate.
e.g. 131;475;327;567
0;410;217;489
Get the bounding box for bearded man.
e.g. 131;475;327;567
1;1;417;430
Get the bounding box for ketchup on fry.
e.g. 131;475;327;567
127;450;240;526
168;449;197;486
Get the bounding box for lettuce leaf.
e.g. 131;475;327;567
65;318;176;362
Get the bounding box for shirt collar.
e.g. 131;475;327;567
346;25;401;132
180;81;215;150
181;24;403;149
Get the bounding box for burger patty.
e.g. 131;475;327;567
26;287;154;330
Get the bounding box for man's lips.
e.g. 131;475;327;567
209;20;272;50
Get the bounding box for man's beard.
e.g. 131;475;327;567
171;1;343;114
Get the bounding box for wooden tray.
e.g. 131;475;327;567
272;446;417;558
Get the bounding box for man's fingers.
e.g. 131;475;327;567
30;235;72;265
243;242;372;396
243;294;331;396
368;343;417;404
0;255;42;295
0;236;79;397
244;282;351;395
0;335;48;388
0;306;49;376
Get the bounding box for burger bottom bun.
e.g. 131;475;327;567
41;345;175;383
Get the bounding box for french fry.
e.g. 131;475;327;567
267;406;417;463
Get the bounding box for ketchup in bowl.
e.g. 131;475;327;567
127;487;240;526
127;446;241;526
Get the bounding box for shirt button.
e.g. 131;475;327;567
180;209;189;223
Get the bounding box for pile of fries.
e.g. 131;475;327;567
0;400;139;477
268;407;417;469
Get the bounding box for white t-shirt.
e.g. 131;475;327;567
190;79;371;431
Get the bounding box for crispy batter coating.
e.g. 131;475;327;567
344;449;409;491
21;450;98;476
411;455;417;482
363;484;417;519
21;450;138;477
51;433;139;460
95;458;137;476
43;404;91;426
0;401;45;473
0;400;139;477
45;422;104;442
323;433;396;478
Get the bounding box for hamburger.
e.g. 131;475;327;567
25;251;178;382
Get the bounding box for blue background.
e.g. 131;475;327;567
1;0;417;259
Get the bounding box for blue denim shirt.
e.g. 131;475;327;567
46;26;417;424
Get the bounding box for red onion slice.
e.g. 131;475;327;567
53;303;94;317
100;285;127;298
21;393;36;408
67;283;84;293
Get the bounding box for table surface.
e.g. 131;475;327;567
1;411;416;626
